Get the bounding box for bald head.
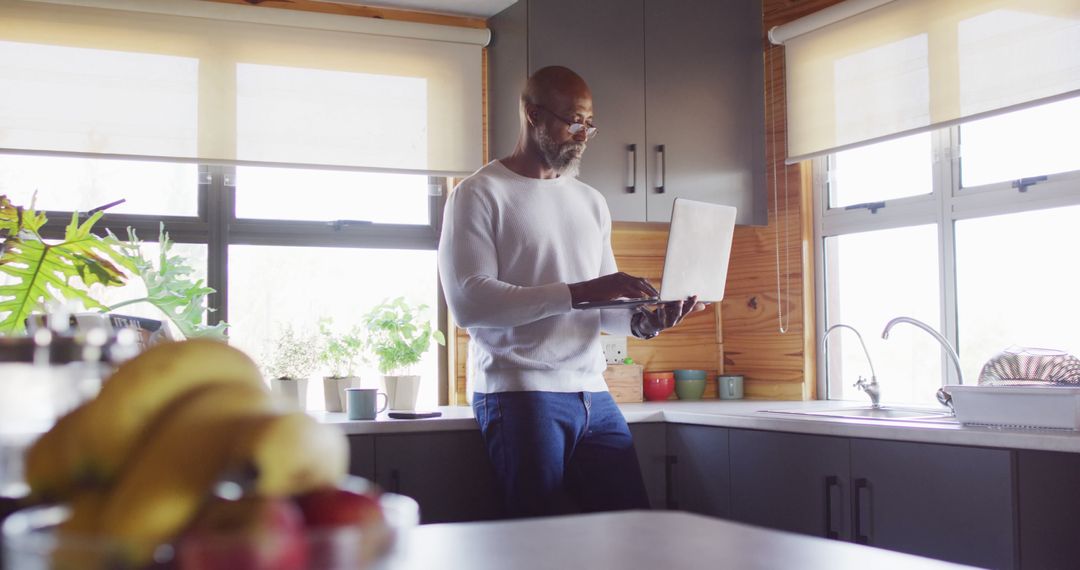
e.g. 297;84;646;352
506;66;593;179
522;66;592;108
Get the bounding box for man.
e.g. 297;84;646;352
438;66;703;517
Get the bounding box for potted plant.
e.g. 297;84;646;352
317;317;364;413
0;195;227;339
361;297;445;411
264;324;319;410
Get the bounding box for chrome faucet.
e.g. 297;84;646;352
881;316;961;410
823;324;880;408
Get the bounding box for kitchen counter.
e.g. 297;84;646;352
375;510;975;570
313;399;1080;453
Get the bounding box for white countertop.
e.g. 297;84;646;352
312;399;1080;453
375;510;975;570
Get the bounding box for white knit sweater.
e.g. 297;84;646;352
438;160;633;394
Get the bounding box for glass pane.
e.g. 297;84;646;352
824;225;942;405
0;155;198;216
234;167;430;224
91;241;208;319
956;205;1080;384
227;246;439;411
960;96;1080;188
829;132;933;208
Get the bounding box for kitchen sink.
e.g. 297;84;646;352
761;406;958;423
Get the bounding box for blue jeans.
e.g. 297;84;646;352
472;390;651;518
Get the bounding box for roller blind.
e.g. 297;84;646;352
773;0;1080;162
0;0;487;175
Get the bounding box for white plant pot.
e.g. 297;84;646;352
384;375;421;411
270;377;308;410
322;376;360;413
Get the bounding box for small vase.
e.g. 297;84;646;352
270;377;308;410
384;374;421;411
322;376;360;412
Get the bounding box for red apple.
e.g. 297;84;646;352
296;487;390;568
178;497;308;570
295;487;384;529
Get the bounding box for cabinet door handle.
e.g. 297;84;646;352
664;454;678;510
626;144;637;193
824;476;841;539
390;469;402;494
656;144;666;193
853;478;872;544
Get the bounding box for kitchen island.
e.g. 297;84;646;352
376;509;976;570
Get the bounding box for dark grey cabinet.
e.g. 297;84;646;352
730;429;850;539
629;422;667;509
850;438;1016;570
1015;450;1080;569
346;434;375;482
488;0;765;225
666;423;730;517
526;0;647;222
642;0;765;225
373;430;503;524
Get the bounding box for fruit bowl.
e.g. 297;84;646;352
2;491;418;570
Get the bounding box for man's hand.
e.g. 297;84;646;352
631;296;706;339
568;272;659;308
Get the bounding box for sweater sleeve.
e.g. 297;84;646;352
598;212;634;337
438;185;572;329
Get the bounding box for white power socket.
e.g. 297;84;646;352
601;335;628;364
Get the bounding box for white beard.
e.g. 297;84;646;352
537;126;585;178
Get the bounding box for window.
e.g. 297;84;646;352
816;97;1080;406
0;0;484;409
9;158;447;410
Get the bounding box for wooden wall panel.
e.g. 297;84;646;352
716;0;845;401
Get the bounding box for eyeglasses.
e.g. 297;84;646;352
535;105;598;139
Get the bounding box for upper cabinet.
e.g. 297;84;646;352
488;0;766;225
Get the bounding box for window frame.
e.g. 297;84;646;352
33;161;451;404
813;124;1080;401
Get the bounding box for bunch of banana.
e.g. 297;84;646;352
26;338;267;499
23;339;349;569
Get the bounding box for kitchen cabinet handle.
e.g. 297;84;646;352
656;144;666;193
390;469;402;494
853;478;872;544
626;144;637;193
824;475;841;539
664;454;678;510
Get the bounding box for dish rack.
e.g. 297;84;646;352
948;347;1080;430
949;385;1080;430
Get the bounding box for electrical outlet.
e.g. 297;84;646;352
601;335;628;364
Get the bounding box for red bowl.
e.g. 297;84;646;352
643;372;675;401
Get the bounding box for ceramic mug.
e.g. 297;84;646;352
718;375;744;400
346;388;388;420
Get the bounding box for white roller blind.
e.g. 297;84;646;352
774;0;1080;162
0;0;486;175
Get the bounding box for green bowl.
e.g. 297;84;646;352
674;369;707;381
674;378;707;400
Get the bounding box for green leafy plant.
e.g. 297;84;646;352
317;317;364;378
113;225;227;340
265;324;320;380
361;297;446;375
0;195;134;335
0;195;227;338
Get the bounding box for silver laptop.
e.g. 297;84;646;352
575;198;737;309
